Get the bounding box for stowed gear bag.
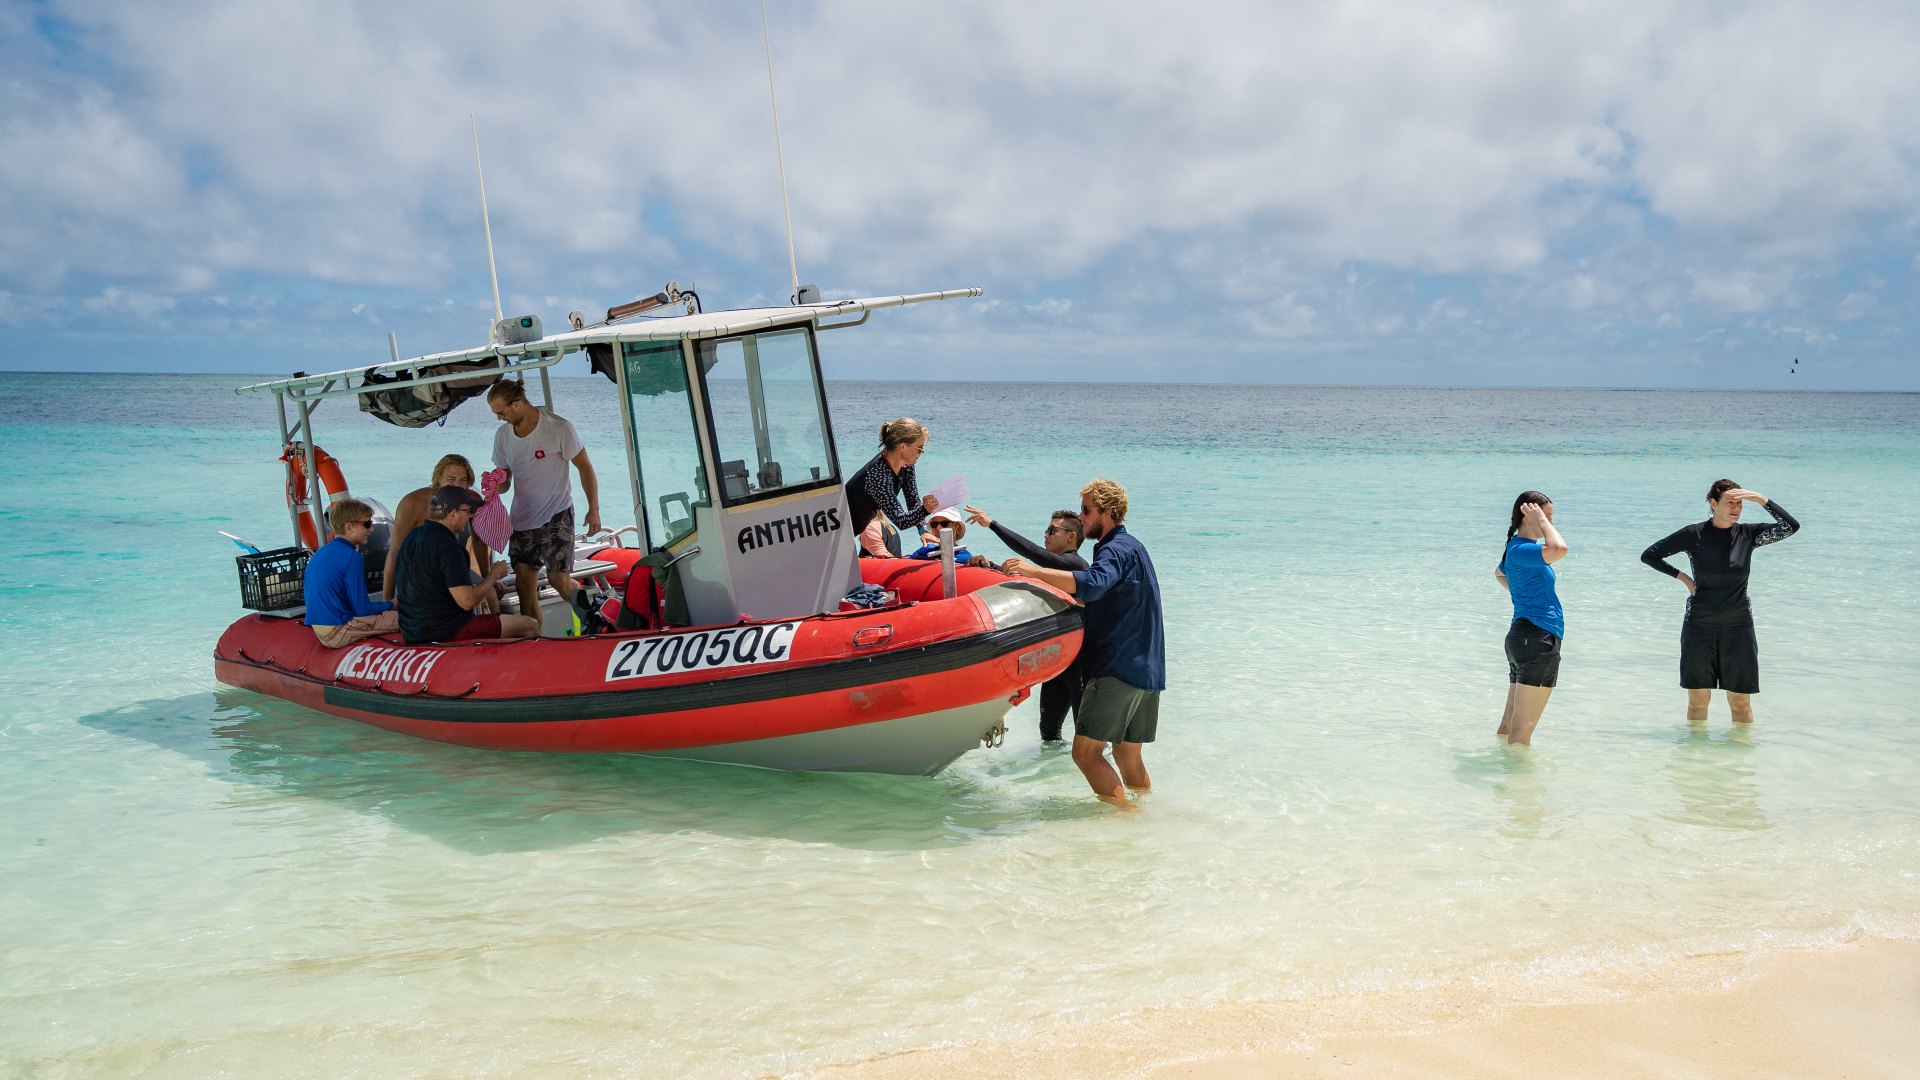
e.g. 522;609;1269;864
356;360;501;428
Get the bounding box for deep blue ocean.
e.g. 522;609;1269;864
2;374;1916;1076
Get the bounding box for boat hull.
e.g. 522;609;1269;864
214;575;1080;775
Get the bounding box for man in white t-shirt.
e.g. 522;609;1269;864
487;377;602;619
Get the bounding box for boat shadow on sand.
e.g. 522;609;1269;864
79;691;1080;855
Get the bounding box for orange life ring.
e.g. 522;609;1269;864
282;442;351;549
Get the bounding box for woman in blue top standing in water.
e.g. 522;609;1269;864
1494;491;1568;746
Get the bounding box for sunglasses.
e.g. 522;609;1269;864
349;519;373;528
1044;525;1071;535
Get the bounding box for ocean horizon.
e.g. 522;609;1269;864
12;367;1916;394
3;373;1916;1076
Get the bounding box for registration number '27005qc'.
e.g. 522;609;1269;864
604;622;801;682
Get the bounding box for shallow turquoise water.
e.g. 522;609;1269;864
3;374;1917;1076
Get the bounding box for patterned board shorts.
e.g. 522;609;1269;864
508;507;575;574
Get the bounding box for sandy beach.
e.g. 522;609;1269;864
813;936;1920;1079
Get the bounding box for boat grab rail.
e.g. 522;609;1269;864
593;526;644;549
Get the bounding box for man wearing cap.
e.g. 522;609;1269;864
392;486;540;644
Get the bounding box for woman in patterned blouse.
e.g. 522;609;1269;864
844;418;940;556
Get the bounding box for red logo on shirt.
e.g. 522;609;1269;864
534;450;546;459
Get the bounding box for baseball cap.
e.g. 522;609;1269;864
430;485;485;512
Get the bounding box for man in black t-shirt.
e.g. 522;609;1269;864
1642;478;1800;724
394;486;540;644
965;505;1090;742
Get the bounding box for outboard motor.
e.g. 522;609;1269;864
358;496;394;593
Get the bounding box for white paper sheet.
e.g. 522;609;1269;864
924;475;968;513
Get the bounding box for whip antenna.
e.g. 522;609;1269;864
471;114;504;325
760;0;801;300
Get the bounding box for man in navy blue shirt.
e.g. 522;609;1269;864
1004;478;1164;808
393;487;539;644
303;499;398;648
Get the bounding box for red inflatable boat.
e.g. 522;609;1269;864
216;555;1078;774
220;288;1077;775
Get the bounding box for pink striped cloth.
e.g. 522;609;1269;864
473;468;513;552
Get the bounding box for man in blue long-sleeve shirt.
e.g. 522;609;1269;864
303;499;398;647
1004;478;1165;808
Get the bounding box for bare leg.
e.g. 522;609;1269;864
1505;684;1553;746
1497;684;1518;740
1727;691;1755;724
1071;736;1133;808
1687;688;1712;724
500;613;541;639
547;568;577;605
513;562;541;621
1112;741;1152;793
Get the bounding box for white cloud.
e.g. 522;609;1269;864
1689;269;1790;313
3;0;1918;384
82;286;177;319
1245;293;1319;338
1836;291;1877;321
1618;2;1920;253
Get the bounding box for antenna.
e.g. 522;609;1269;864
471;114;504;326
760;0;801;301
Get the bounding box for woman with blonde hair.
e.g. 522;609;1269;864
383;454;494;611
844;418;940;557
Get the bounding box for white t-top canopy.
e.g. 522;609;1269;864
235;289;981;399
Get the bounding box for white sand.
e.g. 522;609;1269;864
808;937;1920;1079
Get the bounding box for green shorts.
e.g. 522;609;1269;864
1077;676;1160;744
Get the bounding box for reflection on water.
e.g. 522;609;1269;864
1452;746;1555;841
79;691;1075;855
1661;723;1770;832
1490;749;1551;841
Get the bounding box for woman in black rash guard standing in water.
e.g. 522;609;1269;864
844;418;940;557
1641;479;1800;725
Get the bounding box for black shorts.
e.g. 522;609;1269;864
1505;618;1561;688
1680;620;1759;694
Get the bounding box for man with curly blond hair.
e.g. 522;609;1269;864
1004;478;1164;808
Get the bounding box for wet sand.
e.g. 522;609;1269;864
809;937;1920;1079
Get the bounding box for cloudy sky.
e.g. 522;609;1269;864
4;1;1917;387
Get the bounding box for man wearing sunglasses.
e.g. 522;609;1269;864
1002;479;1164;807
303;498;400;648
965;505;1088;742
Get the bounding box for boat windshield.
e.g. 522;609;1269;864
621;340;705;550
695;326;838;506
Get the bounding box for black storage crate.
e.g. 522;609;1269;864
237;546;310;611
